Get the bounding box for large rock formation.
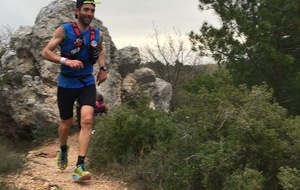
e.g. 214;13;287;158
0;0;172;138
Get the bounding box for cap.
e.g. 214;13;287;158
75;0;101;18
76;0;101;8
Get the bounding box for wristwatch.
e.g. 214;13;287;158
100;66;107;71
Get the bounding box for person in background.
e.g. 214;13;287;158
94;93;108;116
41;0;107;182
76;93;108;130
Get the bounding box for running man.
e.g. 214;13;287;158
42;0;107;182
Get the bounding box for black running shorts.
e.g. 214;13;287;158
57;84;96;120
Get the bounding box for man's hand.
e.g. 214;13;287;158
97;70;107;85
64;59;84;69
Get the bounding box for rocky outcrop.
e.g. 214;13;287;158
0;0;172;138
122;67;172;112
118;47;141;78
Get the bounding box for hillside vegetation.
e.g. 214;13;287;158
88;70;300;189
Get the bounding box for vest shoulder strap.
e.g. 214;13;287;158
72;22;81;37
72;22;96;41
90;26;95;40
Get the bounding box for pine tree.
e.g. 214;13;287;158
190;0;300;114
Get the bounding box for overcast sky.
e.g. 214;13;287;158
0;0;220;49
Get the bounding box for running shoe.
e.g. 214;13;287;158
72;164;92;182
57;146;68;170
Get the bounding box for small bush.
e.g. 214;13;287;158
224;168;265;190
278;167;300;190
0;183;26;190
89;100;174;172
0;136;25;174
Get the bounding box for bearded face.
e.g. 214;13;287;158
76;4;95;27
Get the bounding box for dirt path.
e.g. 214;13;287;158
1;133;130;190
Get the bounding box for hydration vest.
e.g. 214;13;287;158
61;22;99;64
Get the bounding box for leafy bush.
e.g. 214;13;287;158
0;183;26;190
224;168;265;190
89;99;175;172
278;167;300;190
0;136;25;174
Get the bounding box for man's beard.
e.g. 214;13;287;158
78;15;93;27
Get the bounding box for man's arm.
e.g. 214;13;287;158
98;32;105;67
42;27;65;63
42;26;83;69
96;31;107;85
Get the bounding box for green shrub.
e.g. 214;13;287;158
224;168;265;190
0;136;25;174
89;100;174;172
278;167;300;190
0;183;26;190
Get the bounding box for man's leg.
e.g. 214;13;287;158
57;86;77;171
76;103;81;131
57;118;72;170
78;105;93;158
72;84;95;181
59;118;73;146
76;84;96;158
72;105;93;181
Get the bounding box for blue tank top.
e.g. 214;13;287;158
58;23;100;88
